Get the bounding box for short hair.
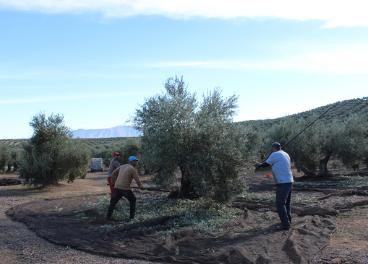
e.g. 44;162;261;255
271;142;281;149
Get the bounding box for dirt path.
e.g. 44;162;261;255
0;172;164;264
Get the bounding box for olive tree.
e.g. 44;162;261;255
19;113;91;186
0;144;11;173
133;76;248;202
266;115;322;176
318;114;368;173
119;138;141;164
7;149;21;172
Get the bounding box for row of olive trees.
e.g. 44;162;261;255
1;113;142;186
263;113;368;176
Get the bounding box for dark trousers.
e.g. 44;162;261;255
107;188;136;219
276;183;293;226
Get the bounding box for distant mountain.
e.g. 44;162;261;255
72;126;141;138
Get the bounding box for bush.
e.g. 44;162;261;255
19;113;91;186
0;144;10;173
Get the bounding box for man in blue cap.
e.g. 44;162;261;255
106;156;145;221
256;142;293;230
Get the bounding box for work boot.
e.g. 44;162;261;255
106;214;114;221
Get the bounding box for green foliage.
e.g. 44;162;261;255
267;115;322;172
91;194;244;236
133;76;248;202
84;137;129;166
7;149;21;172
83;137;129;147
245;97;368;173
19;113;91;186
0;139;28;150
89;138;142;171
319;114;368;169
91;143;117;167
238;97;368;131
0;144;11;173
119;138;141;164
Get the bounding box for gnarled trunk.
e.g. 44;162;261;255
180;164;199;196
318;151;332;176
300;165;316;177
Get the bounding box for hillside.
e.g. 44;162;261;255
1;97;366;146
237;97;368;131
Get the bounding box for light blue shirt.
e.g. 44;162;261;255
266;150;293;184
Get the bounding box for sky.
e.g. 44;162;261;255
0;0;367;139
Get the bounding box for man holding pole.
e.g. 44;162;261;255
106;156;145;221
256;142;293;230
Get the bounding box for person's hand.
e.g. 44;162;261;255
140;186;145;190
255;163;262;171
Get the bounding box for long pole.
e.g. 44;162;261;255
281;104;335;149
107;184;171;192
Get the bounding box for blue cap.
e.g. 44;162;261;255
129;156;139;162
271;142;281;148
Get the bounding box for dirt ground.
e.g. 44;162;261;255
2;169;368;264
0;171;163;264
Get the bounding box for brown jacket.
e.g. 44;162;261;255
111;164;144;190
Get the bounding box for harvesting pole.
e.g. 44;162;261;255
280;104;335;149
107;184;170;192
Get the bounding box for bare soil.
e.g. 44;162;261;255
2;169;368;264
0;171;162;264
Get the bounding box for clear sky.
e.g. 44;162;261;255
0;0;367;139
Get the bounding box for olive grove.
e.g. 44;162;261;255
265;113;368;176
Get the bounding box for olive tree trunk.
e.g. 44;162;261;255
300;165;316;177
180;164;199;196
318;151;333;176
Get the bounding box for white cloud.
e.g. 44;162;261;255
0;92;138;104
0;0;367;28
0;70;146;80
148;47;368;74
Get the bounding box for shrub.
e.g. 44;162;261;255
19;113;91;186
0;144;10;173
